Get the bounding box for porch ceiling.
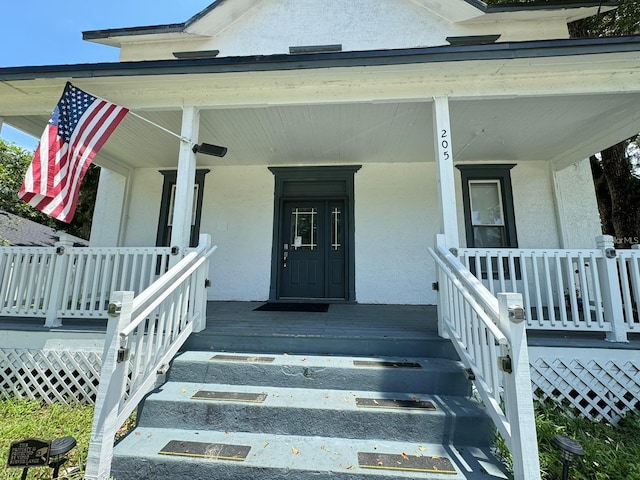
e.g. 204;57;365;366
5;91;640;171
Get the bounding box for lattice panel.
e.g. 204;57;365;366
0;348;102;405
529;347;640;424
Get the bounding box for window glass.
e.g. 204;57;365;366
290;207;317;250
469;180;506;247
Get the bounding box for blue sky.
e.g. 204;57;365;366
1;0;210;150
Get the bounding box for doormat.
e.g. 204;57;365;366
254;302;330;312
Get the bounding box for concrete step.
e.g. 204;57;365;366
111;427;507;480
137;382;493;446
184;329;459;358
168;351;471;396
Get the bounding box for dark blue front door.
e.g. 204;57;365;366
279;200;346;299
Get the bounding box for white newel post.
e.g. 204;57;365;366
86;291;134;480
434;234;450;338
45;234;74;327
169;106;200;267
193;234;211;332
595;235;627;342
497;292;541;480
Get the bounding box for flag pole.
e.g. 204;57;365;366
127;111;191;143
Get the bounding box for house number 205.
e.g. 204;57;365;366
440;129;451;161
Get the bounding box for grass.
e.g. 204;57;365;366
0;399;93;479
497;400;640;480
0;399;136;480
1;397;638;479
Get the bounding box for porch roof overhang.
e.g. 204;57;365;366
2;36;640;174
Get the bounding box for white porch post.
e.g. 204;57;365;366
433;97;459;249
170;106;200;263
433;97;458;338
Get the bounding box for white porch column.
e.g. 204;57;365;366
170;106;200;258
433;97;459;249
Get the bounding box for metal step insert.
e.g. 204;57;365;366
210;354;276;363
159;440;251;461
353;360;422;369
355;397;436;410
358;452;456;474
191;390;267;403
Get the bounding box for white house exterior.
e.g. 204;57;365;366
1;2;640;478
3;0;629;306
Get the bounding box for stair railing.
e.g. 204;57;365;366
429;234;541;480
84;234;216;480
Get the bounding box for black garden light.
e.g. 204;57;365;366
553;434;585;480
48;435;77;478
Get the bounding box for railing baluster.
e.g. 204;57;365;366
618;256;633;327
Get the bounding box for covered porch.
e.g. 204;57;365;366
3;40;640;308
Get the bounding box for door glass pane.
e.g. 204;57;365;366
291;207;317;250
469;180;504;227
332;207;342;251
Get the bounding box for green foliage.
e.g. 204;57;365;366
496;401;640;480
0;138;98;241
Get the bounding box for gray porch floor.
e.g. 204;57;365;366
185;302;447;357
1;301;638;351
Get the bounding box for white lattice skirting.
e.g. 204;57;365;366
1;346;639;425
0;348;102;405
529;346;640;424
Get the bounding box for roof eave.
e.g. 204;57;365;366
3;36;640;82
465;0;618;13
82;0;226;44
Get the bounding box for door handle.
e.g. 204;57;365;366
283;251;288;268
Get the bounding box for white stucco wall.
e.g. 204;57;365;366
198;166;274;301
90;169;128;247
552;158;602;248
122;169;164;247
354;163;440;305
114;158;588;305
118;0;570;61
511;161;561;249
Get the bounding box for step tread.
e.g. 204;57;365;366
146;381;484;416
174;350;465;371
113;427;508;480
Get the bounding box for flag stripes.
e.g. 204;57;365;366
18;82;128;223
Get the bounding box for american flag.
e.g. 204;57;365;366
19;82;128;223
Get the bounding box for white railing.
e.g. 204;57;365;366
429;235;540;480
617;245;640;333
458;236;640;342
0;237;171;326
85;234;216;480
